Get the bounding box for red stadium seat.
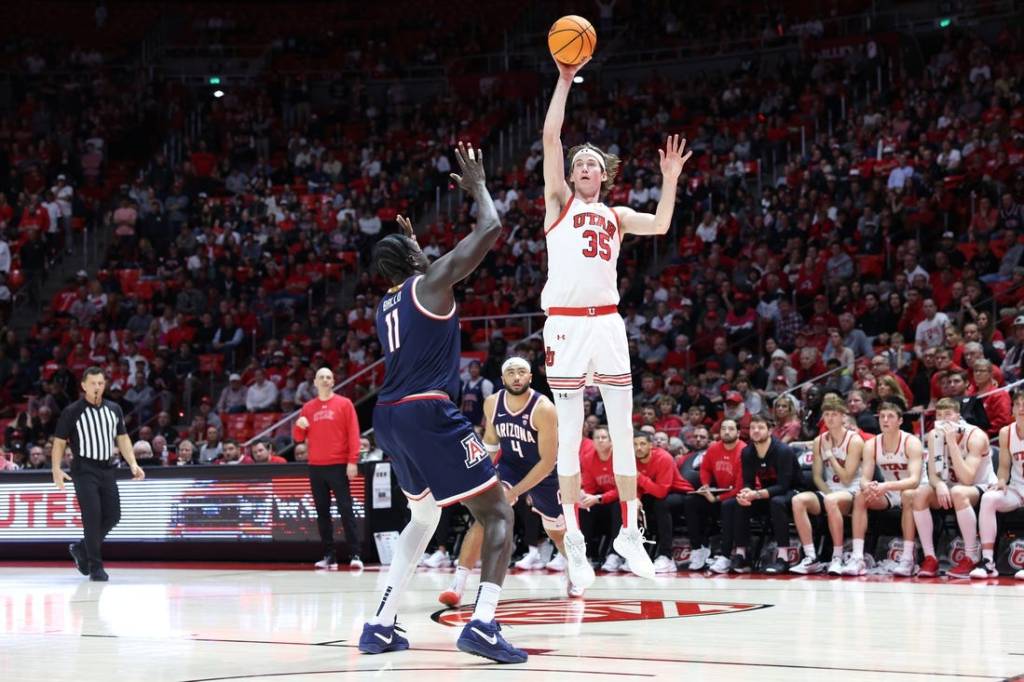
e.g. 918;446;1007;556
225;414;252;441
198;354;224;375
857;255;884;279
251;412;283;437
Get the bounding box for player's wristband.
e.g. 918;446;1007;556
484;442;500;454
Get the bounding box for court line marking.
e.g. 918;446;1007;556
73;633;1008;679
81;633;345;648
180;668;654;682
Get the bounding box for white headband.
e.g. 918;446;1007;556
501;357;531;374
571;148;606;171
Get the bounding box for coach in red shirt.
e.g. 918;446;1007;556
683;418;745;571
293;367;362;570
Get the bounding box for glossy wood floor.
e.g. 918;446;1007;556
4;562;1023;682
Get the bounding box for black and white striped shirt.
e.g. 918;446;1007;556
55;399;127;462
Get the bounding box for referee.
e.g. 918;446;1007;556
52;367;145;581
292;367;362;570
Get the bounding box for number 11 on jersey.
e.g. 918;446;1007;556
384;309;401;352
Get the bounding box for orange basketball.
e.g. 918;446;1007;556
548;15;596;66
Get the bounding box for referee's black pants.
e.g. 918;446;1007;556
308;464;360;558
71;458;121;571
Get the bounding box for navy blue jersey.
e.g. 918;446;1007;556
376;275;461;403
492;389;551;479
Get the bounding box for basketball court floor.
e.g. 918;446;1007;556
4;563;1023;682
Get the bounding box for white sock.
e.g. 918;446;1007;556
625;499;639;531
451;565;470;593
913;509;935;557
777;547;788;560
371;515;436;625
735;547;746;557
802;544;816;561
982;548;994;561
902;540;915;562
956;506;979;559
563;503;580;534
852;539;864;559
472;582;501;623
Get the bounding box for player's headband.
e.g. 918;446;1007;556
501;357;532;374
571;148;606;171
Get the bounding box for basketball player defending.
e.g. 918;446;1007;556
359;143;526;664
843;402;925;576
439;357;585;606
790;396;863;575
542;55;692;585
912;398;994;578
971;389;1024;579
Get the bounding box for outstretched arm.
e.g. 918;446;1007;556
618;134;692;236
543;57;590;214
418;143;502;310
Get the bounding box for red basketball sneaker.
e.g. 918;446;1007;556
946;555;976;579
918;555;940;577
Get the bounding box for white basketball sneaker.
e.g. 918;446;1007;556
842;556;867;576
688;547;710;571
1016;569;1024;580
545;553;567;572
514;547;547;570
790;556;824;575
826;556;844;576
708;554;732;574
423;549;452;569
893;557;916;577
563;529;595;589
566;580;585;598
601;553;624;572
613;528;656;580
652;555;677;573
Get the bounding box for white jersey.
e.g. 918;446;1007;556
932;424;997;486
822;429;860;493
1008;422;1024;490
874;431;916;484
541;196;622;311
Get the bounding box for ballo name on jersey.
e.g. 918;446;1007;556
495;421;537;444
573;211;618;237
382;290;402;312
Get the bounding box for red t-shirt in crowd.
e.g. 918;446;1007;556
239;455;288;464
581;448;618;504
699;440;745;501
292;394;361;466
637;446;693;497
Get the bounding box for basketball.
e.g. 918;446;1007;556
548;15;596;65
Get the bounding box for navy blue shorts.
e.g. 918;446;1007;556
497;461;563;527
374;395;497;507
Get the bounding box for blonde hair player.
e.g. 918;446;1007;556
971;389;1024;579
540;54;692;586
439;357;586;605
843;402;925;576
912;397;994;578
789;396;864;575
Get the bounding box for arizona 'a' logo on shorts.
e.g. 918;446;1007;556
433;597;769;626
461;434;488;469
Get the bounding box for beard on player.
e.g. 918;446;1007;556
504;379;531;396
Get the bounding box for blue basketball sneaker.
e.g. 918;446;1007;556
456;619;527;664
358;620;410;654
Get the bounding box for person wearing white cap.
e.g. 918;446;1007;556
540;43;693;588
439;356;585;605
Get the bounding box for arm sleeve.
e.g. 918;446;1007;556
767;445;795;496
699;448;714;487
291;404;307;443
113;404;128;436
345;399;361;464
54;404;77;440
741;448;757;489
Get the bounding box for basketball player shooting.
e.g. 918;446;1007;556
359;143;526;664
541;54;691;585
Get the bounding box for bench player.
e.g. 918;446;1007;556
439;357;586;606
541;54;692;586
843;402;925;576
358;143;526;664
912;397;994;578
790;396;864;575
971;389;1024;579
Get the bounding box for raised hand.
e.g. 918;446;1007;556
449;142;486;194
658;134;693;181
555;55;591;81
396;214;417;241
